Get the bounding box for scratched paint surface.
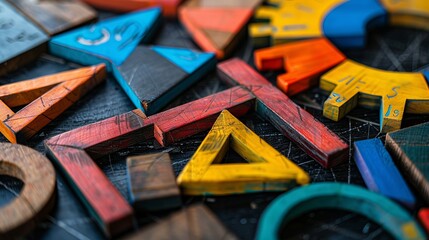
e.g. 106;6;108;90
1;11;429;240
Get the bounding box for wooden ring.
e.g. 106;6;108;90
256;183;425;240
0;143;56;238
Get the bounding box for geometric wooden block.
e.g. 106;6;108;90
179;0;261;59
7;0;97;35
123;204;238;240
127;153;181;211
256;183;426;240
254;38;346;96
354;138;415;208
177;110;310;195
0;143;56;239
0;64;106;143
114;46;216;114
249;0;386;48
81;0;182;17
218;58;348;168
386;122;429;205
381;0;429;31
0;0;48;76
44;87;253;235
418;209;429;235
49;9;217;114
321;60;429;133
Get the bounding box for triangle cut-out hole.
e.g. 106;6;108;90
177;110;310;195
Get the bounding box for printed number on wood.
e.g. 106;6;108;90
321;60;429;132
177;110;310;195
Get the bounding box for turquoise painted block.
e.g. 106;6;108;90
151;46;215;74
114;46;216;114
256;183;425;240
323;0;387;48
49;7;162;69
354;138;415;208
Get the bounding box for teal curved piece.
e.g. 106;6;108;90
256;183;425;240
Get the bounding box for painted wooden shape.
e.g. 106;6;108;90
0;0;48;76
217;58;348;168
123;204;238;240
177;110;310;196
127;153;181;211
149;86;255;146
49;8;162;69
49;9;216;114
82;0;182;17
385;122;429;204
0;143;55;239
322;0;387;48
7;0;97;36
0;64;106;143
256;183;426;240
418;209;429;234
381;0;429;31
44;87;254;235
179;0;260;59
113;46;216;114
320;59;429;133
354;138;415;208
254;38;346;96
249;0;386;48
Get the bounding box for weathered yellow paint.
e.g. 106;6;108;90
177;110;310;195
320;60;429;132
249;0;343;46
381;0;429;30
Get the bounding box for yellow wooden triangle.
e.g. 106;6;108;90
177;110;310;195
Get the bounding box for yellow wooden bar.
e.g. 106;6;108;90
381;0;429;30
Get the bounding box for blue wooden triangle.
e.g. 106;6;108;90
49;7;162;69
151;46;215;74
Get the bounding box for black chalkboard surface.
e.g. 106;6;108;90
1;10;429;240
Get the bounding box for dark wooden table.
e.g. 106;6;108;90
1;10;429;240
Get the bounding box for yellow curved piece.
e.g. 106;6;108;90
381;0;429;30
177;110;310;195
320;60;429;132
249;0;344;46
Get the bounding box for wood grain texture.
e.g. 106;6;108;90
0;64;106;143
381;0;429;30
0;0;48;76
177;110;310;195
385;122;429;204
123;204;238;240
0;143;56;239
7;0;97;35
179;0;255;59
353;138;415;208
82;0;182;17
256;183;426;240
418;209;429;235
127;153;181;211
149;86;255;146
115;46;216;114
321;59;429;132
44;109;152;237
217;58;348;168
254;38;346;96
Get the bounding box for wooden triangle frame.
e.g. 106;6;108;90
177;110;310;195
0;64;106;143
